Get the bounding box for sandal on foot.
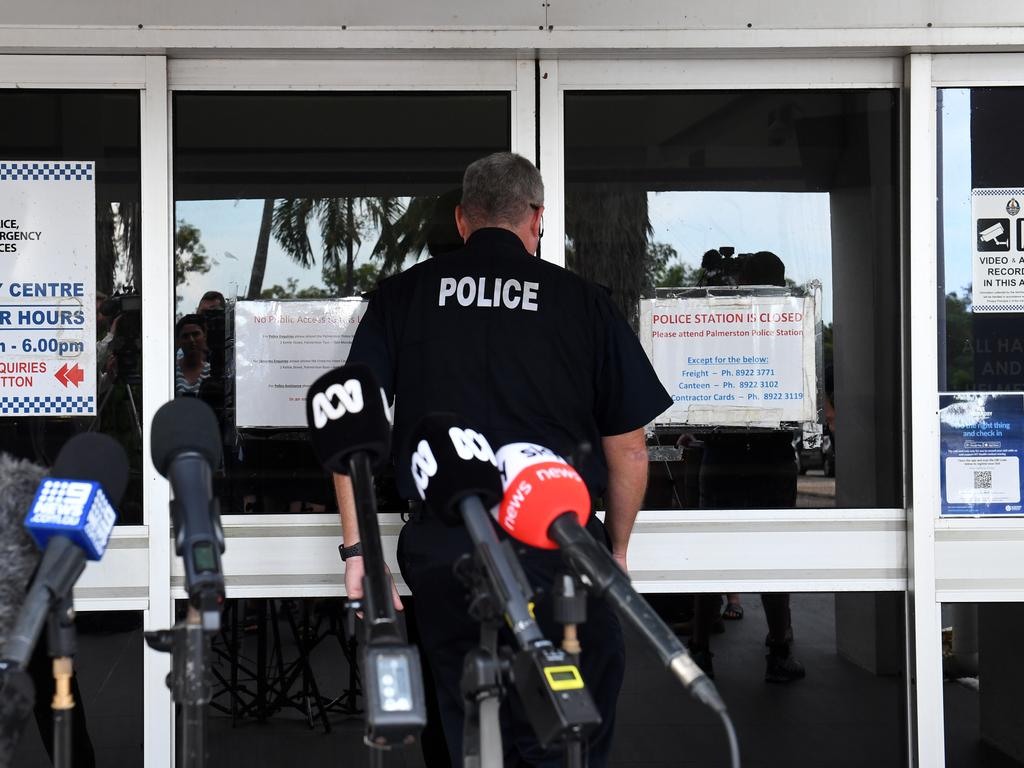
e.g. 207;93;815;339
722;602;744;620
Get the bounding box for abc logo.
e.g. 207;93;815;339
311;379;364;429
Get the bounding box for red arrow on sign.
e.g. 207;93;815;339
66;364;84;388
54;363;70;387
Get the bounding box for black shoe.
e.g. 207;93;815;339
765;652;805;683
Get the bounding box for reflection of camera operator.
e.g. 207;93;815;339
174;314;210;396
687;249;806;684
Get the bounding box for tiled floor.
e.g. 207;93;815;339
11;594;1008;768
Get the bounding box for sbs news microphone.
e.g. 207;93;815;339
0;454;47;768
306;364;427;748
2;434;126;671
151;398;225;631
495;442;728;715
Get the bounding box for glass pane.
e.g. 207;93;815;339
172;92;511;514
939;88;1024;393
641;592;907;766
13;611;144;766
0;91;143;524
943;603;1024;767
565;90;901;510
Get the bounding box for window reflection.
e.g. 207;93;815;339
0;91;143;523
172;92;511;514
565;90;900;510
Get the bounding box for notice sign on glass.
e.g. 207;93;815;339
939;393;1023;516
0;161;96;417
234;299;366;428
971;188;1024;313
639;295;816;427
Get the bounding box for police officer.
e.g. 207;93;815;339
333;152;671;767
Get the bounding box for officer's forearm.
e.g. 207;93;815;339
601;428;649;556
332;473;361;546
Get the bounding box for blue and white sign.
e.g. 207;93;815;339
972;188;1024;314
24;478;117;560
939;393;1024;516
0;161;96;416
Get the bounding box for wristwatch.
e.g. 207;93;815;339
338;542;363;561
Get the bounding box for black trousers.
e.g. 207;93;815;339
397;514;625;768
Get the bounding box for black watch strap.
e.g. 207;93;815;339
339;542;363;561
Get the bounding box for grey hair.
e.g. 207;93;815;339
460;152;544;228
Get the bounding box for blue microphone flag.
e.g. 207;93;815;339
24;479;117;561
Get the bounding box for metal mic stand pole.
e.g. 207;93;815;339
47;594;77;768
178;606;210;768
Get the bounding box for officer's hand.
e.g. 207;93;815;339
344;555;404;612
613;550;628;573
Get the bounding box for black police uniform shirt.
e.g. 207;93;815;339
348;227;672;502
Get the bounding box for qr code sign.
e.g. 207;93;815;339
974;471;993;490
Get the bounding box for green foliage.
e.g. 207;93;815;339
945;289;974;390
174;219;210;288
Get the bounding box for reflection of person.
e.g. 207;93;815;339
333;152;671;766
174;314;210;396
688;250;806;683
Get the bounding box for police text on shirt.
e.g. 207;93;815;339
438;276;539;311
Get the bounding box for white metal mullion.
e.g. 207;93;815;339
538;59;564;267
905;53;945;768
512;58;536;165
140;54;174;768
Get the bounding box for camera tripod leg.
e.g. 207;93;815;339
124;381;143;445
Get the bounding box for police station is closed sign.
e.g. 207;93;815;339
639;294;817;427
0;162;96;417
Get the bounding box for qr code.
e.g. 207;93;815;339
974;471;993;490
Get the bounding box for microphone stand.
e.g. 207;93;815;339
47;594;76;768
145;600;214;768
453;497;600;767
344;452;427;759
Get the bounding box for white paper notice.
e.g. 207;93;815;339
944;456;1020;506
639;294;816;427
971;187;1024;313
0;161;96;417
234;299;366;428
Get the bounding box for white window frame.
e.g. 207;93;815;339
0;52;174;768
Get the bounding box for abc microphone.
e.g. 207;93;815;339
495;443;728;715
306;364;427;748
409;414;602;754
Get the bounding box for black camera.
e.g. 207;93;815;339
701;247;786;288
102;291;143;382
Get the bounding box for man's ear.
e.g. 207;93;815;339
454;205;470;242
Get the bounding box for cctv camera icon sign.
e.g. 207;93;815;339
977;218;1010;251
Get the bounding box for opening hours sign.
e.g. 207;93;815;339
0;162;96;416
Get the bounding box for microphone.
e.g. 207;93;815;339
494;442;727;714
410;415;602;750
2;434;126;670
0;454;46;768
410;413;546;650
306;364;427;747
151;398;225;631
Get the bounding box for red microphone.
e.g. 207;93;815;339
496;443;590;550
493;442;727;714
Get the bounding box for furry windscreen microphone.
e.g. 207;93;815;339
408;412;503;524
306;364;391;474
0;454;45;648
